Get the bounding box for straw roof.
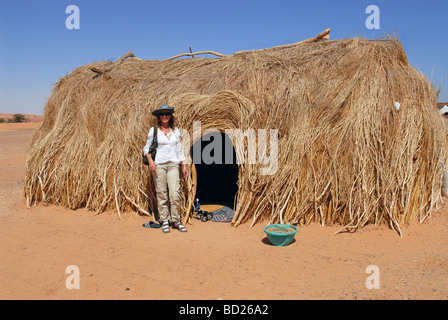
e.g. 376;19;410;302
25;29;448;236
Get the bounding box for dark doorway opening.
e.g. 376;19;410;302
193;132;238;208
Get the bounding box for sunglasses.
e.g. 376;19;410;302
159;112;172;117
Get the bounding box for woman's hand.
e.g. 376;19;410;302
146;154;157;174
149;162;157;174
181;162;189;179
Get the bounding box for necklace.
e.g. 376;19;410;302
161;127;173;140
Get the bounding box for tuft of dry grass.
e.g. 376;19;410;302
24;29;448;236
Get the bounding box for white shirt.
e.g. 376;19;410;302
143;126;186;165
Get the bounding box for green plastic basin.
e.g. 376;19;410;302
263;224;298;247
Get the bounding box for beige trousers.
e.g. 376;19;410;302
153;162;182;223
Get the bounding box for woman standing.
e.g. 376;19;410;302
143;105;189;233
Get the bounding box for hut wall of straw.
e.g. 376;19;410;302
25;30;448;235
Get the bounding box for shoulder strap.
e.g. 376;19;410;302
153;126;158;144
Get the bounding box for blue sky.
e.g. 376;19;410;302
0;0;447;115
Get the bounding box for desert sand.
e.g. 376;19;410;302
0;122;447;300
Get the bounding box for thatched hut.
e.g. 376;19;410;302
25;28;448;236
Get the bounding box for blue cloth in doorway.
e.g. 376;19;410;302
210;206;234;223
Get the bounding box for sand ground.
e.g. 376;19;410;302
0;123;447;300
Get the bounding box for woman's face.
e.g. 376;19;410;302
159;113;172;125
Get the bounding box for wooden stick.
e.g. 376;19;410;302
91;51;139;74
165;50;230;61
234;27;331;56
165;28;331;61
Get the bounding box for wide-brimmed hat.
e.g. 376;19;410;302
152;104;175;116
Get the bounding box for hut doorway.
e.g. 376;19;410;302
192;132;238;208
